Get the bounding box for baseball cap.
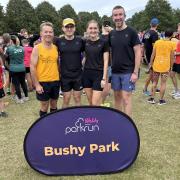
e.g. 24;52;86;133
62;18;75;26
150;18;159;25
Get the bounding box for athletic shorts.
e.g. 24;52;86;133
0;88;5;98
111;73;135;92
36;81;60;101
25;67;30;73
61;75;83;92
82;69;103;91
172;63;180;73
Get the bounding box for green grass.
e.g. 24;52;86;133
0;67;180;180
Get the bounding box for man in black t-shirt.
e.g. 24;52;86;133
110;6;141;117
55;18;85;108
142;18;159;96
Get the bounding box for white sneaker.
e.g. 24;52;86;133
23;97;29;101
173;92;180;99
170;90;178;96
16;98;24;104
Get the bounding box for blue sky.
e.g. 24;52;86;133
1;0;180;18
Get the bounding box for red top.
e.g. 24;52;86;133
0;66;3;89
24;46;33;67
175;41;180;64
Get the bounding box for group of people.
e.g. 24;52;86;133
0;5;179;119
142;19;180;104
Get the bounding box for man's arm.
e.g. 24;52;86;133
133;44;141;74
30;46;44;94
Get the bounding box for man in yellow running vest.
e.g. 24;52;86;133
31;22;60;117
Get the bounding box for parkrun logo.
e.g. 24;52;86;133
65;117;100;135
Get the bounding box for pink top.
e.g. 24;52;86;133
24;46;33;67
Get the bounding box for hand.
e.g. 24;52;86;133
35;84;44;94
130;73;138;83
101;79;106;88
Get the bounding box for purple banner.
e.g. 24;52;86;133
24;106;140;176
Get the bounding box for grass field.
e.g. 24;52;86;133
0;67;180;180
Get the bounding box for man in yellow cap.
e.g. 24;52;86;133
55;18;85;108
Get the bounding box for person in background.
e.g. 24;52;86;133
6;35;29;104
142;18;159;96
148;29;176;105
22;39;33;91
0;48;8;117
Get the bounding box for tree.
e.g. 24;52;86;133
173;8;180;27
128;11;149;31
0;4;6;34
78;11;92;35
145;0;175;31
6;0;38;33
35;1;59;35
58;4;79;34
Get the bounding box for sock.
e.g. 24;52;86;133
50;108;57;112
39;110;47;117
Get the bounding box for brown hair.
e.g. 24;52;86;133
112;5;126;16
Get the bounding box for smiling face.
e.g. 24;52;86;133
40;25;54;43
86;22;99;39
112;8;126;29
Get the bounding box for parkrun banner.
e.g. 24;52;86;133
24;106;140;176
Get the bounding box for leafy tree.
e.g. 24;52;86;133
0;4;6;34
58;4;79;35
145;0;175;31
173;8;180;27
35;1;59;35
78;11;92;35
6;0;38;33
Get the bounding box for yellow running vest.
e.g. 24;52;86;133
36;43;60;82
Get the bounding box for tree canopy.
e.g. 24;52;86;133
1;0;180;35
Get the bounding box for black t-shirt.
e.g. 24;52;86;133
55;36;85;78
109;27;140;73
84;38;109;71
142;29;158;59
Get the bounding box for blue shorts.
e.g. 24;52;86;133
111;73;135;92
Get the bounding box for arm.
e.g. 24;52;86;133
101;51;109;88
30;46;44;94
149;48;156;68
170;50;175;71
130;44;141;83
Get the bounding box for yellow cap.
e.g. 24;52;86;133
62;18;75;26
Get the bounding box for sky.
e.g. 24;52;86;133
1;0;180;18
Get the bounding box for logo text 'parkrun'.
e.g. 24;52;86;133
65;117;100;135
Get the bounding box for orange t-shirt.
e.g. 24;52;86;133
153;39;176;72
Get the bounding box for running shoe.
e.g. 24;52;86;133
173;92;180;99
147;97;156;104
143;90;151;96
158;99;166;105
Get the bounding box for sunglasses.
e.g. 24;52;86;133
64;25;75;29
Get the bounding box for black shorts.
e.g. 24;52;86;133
26;67;30;73
0;88;5;98
82;69;103;91
61;75;83;92
36;81;60;101
172;63;180;73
